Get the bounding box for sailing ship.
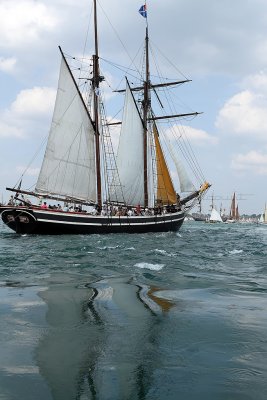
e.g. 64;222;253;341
209;208;223;223
226;192;239;223
192;199;207;222
206;194;222;223
0;1;210;235
259;204;267;224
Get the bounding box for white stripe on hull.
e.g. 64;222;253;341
36;216;184;226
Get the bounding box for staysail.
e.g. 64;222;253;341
111;80;145;206
36;55;97;203
165;139;196;193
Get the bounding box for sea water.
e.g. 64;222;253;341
0;220;267;400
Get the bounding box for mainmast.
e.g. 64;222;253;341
93;0;102;207
143;26;150;207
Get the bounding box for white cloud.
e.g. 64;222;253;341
231;150;267;175
0;57;16;73
0;1;58;49
165;125;218;146
242;71;267;94
10;87;56;118
0;121;24;138
0;86;56;138
216;89;267;137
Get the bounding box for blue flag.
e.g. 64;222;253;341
139;4;147;18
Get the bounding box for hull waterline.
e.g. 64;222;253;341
0;206;184;235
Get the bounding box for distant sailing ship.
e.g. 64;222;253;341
192;199;207;222
0;1;210;235
226;192;239;223
207;194;222;223
259;204;267;224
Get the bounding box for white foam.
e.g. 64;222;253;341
155;249;175;257
97;245;120;250
229;249;243;255
134;262;165;271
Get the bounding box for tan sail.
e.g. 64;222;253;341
153;124;177;205
230;192;236;219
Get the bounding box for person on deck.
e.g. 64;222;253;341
135;204;141;215
8;195;15;206
41;202;48;209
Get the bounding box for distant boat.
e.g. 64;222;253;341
192;199;207;221
226;192;239;223
206;193;223;223
192;213;207;222
0;0;210;235
208;207;223;223
259;204;267;224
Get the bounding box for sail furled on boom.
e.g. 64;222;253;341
153;124;177;204
35;56;97;202
110;80;145;206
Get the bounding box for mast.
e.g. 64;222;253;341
143;25;150;207
93;0;102;207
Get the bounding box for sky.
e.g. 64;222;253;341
1;0;267;214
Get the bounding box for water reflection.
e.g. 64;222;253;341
36;277;173;399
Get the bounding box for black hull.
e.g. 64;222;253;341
0;206;185;235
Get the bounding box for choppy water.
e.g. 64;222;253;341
0;220;267;400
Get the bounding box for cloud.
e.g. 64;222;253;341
0;57;16;73
216;89;267;137
165;125;218;146
231;150;267;175
10;87;56;119
0;1;57;49
215;69;267;141
0;121;24;138
243;71;267;94
0;86;56;138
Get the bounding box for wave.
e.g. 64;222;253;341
154;249;176;257
134;262;165;271
229;249;243;255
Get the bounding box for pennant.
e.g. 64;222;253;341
139;4;147;18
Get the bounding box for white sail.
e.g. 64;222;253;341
147;131;155;208
165;140;195;193
111;81;145;206
36;56;97;202
259;213;264;223
210;208;223;222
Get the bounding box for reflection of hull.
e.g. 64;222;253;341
0;206;184;234
36;276;173;399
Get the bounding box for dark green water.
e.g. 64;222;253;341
0;220;267;399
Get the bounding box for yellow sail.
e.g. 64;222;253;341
153;124;177;204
